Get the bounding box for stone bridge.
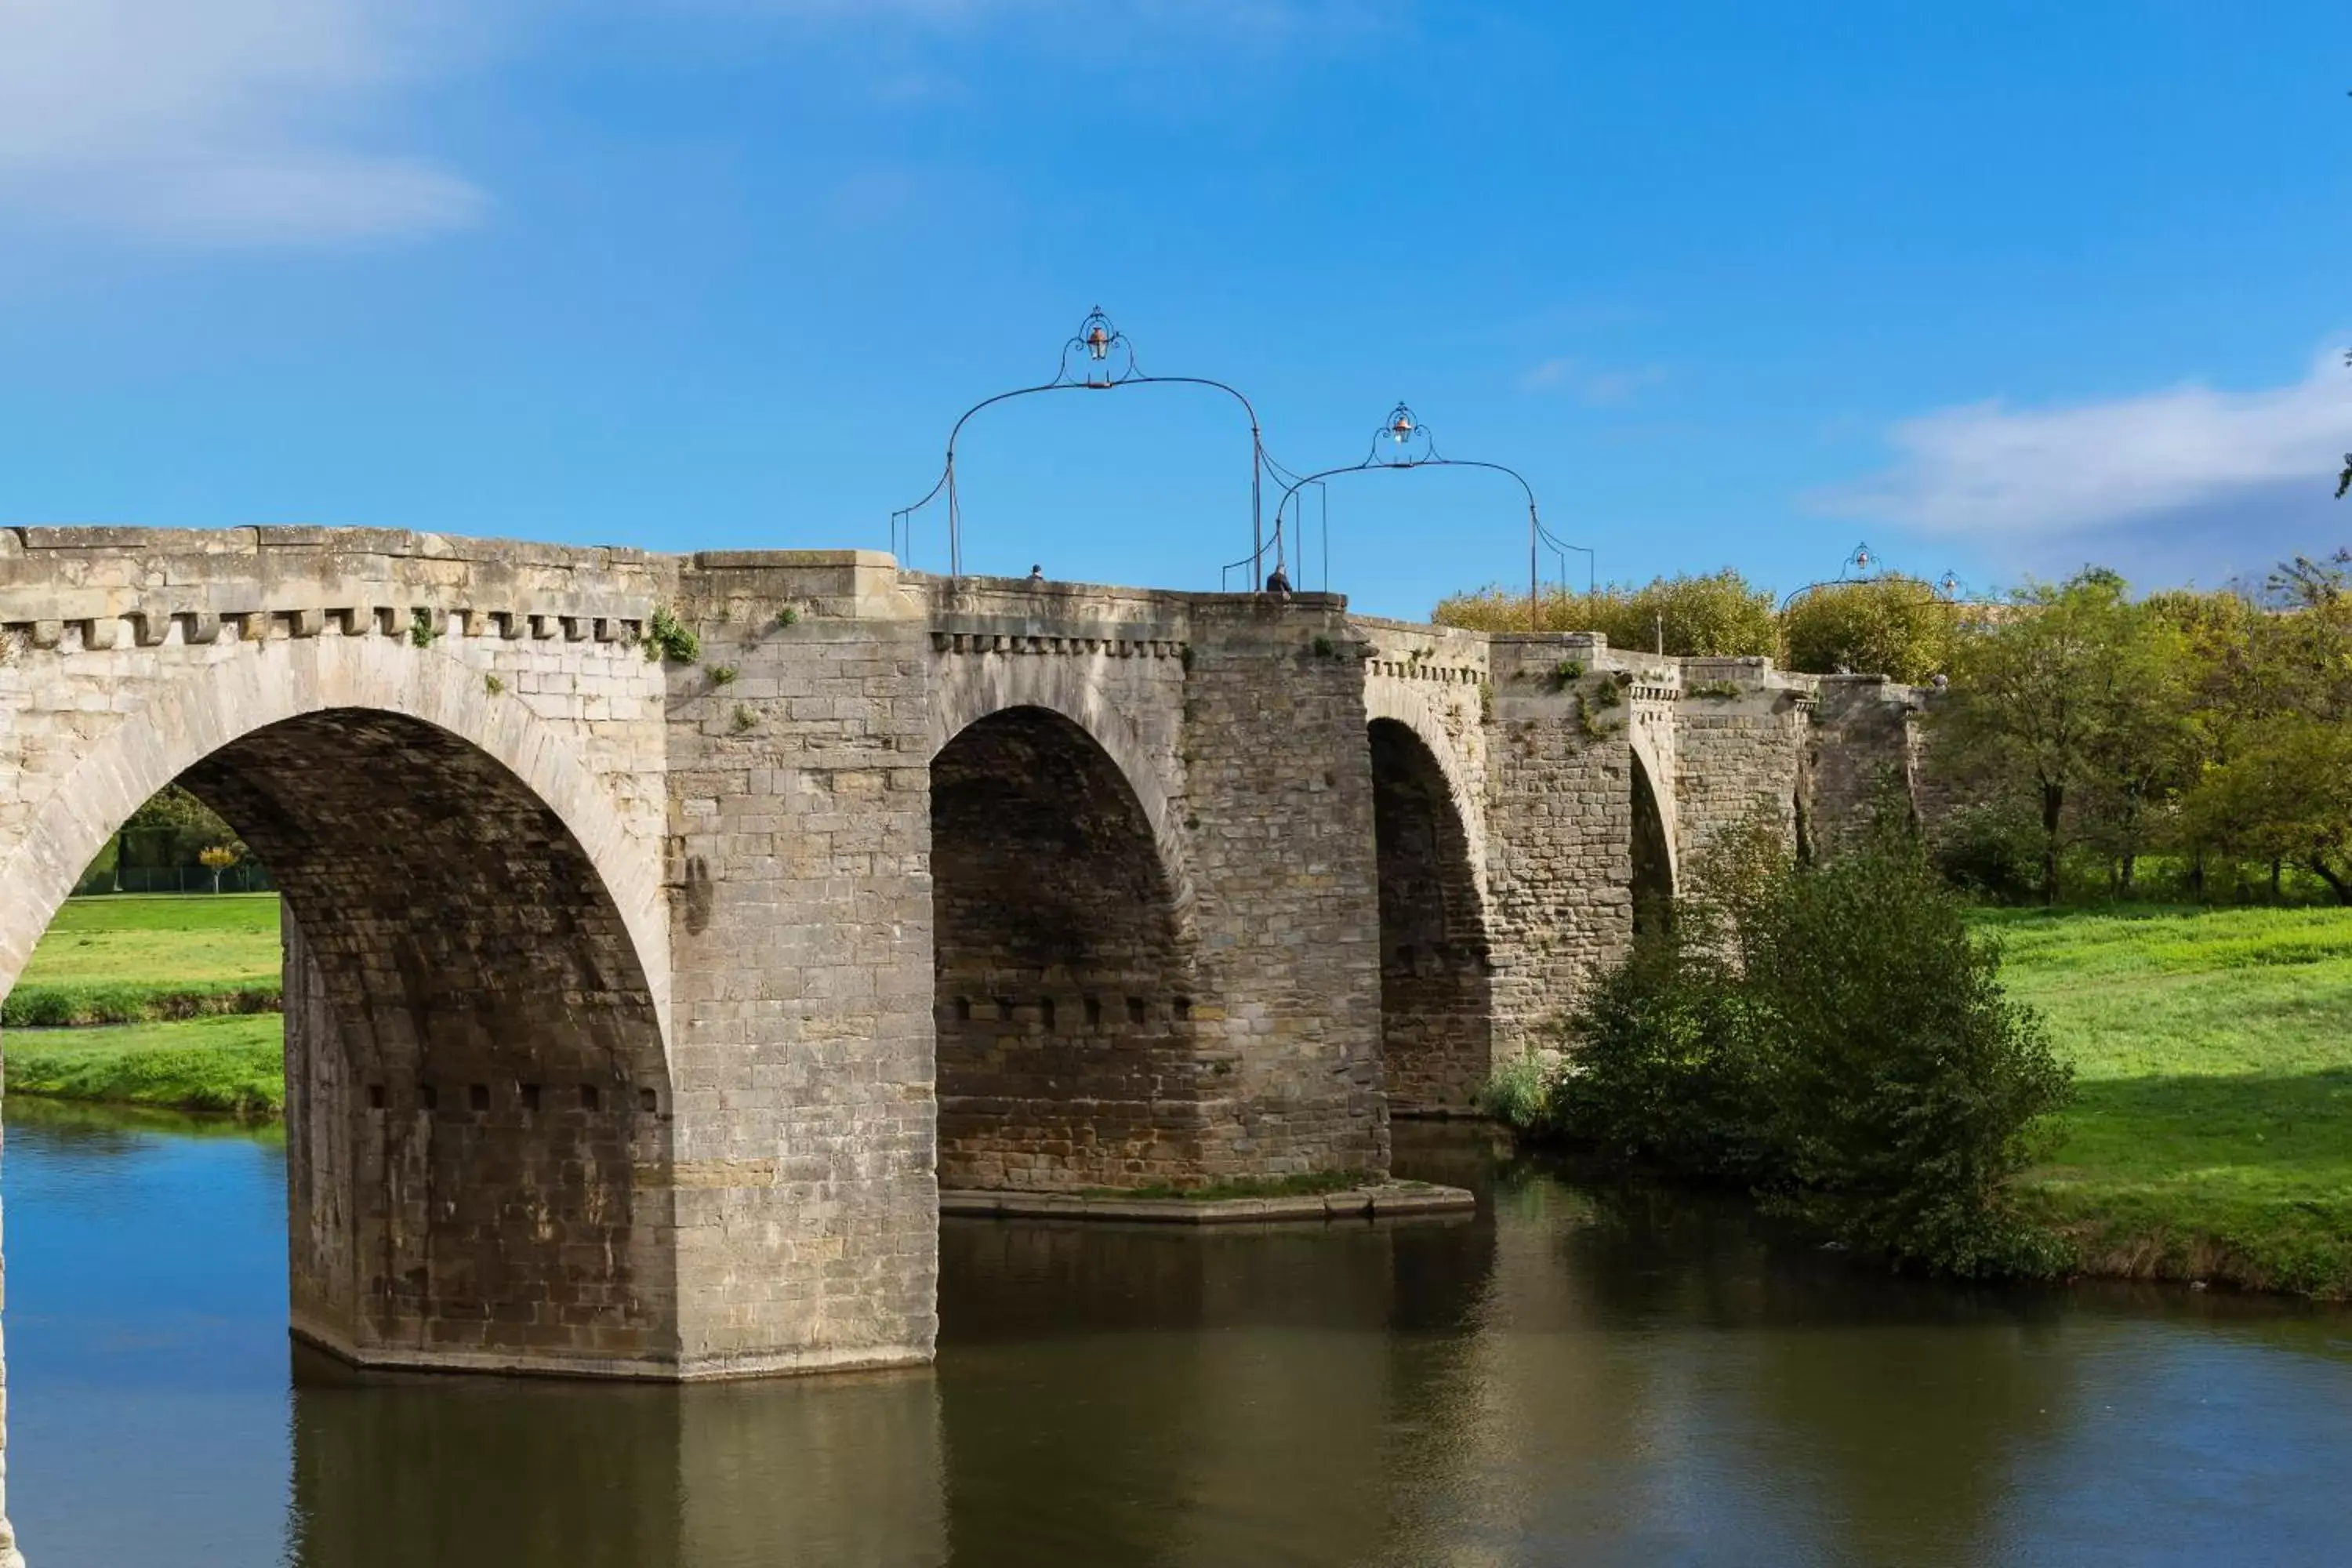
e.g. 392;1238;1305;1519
0;527;1921;1557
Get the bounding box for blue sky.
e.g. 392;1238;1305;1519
2;0;2348;619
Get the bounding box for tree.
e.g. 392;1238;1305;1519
119;785;238;869
1781;575;1964;683
198;843;242;895
2181;717;2352;903
1436;568;1780;656
1929;569;2187;903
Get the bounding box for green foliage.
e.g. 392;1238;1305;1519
408;607;440;648
1589;678;1621;708
1930;803;2045;902
2180;717;2352;903
3;1014;285;1118
1530;821;2073;1278
730;703;758;735
1549;659;1584;688
3;979;279;1028
1929;569;2190;903
484;673;505;695
1684;681;1743;699
1311;634;1336;659
1546;926;1769;1178
775;606;800;629
1437;568;1780;657
111;786;241;870
1782;575;1963;682
706;662;739;687
642;606;700;664
1475;1054;1555;1128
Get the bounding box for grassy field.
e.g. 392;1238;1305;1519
1980;905;2352;1296
4;1014;284;1118
4;894;281;1025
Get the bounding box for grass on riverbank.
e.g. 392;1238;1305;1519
1985;906;2352;1296
4;1014;284;1118
5;894;281;1026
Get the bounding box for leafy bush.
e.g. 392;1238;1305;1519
1546;927;1769;1179
642;607;701;664
1782;575;1961;682
2;979;282;1028
1475;1054;1554;1128
1531;818;2073;1277
1436;568;1779;657
1930;804;2044;902
1736;829;2074;1276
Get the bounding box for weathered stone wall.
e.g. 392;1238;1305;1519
660;551;938;1377
1808;675;1927;851
1671;657;1813;870
1181;597;1388;1179
1477;635;1642;1060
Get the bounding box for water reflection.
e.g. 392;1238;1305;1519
8;1103;2352;1567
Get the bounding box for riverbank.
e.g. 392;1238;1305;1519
10;897;2351;1298
1992;905;2352;1297
5;1014;284;1118
4;893;281;1026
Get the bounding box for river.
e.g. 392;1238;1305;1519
6;1102;2350;1566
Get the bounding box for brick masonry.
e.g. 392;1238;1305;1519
0;526;1924;1560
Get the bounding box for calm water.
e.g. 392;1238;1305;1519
8;1104;2352;1567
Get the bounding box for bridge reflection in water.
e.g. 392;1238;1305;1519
17;1105;2352;1565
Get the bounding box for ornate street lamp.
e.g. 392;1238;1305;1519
1229;402;1590;630
889;307;1276;583
1780;544;1971;610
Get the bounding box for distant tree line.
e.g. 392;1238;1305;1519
1436;547;2352;906
1435;568;1969;683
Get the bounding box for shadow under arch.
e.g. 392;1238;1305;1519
0;642;678;1377
1368;718;1492;1112
930;705;1202;1191
1629;744;1676;939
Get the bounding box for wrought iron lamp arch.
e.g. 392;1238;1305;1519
1226;402;1593;629
1777;543;1969;611
890;307;1279;582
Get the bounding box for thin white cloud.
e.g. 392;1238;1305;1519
0;0;488;246
1813;350;2352;540
1519;358;1667;407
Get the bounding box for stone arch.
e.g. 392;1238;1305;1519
930;703;1203;1191
0;636;667;1038
1368;717;1493;1113
927;658;1191;922
1628;739;1677;939
1363;678;1486;903
0;636;677;1377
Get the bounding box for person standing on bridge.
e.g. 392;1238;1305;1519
1264;564;1292;601
1026;564;1045;585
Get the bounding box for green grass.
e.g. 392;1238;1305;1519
6;894;282;1025
5;1014;285;1118
1977;905;2352;1295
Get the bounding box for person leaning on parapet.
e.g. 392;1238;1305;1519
1263;564;1292;601
1026;563;1045;585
